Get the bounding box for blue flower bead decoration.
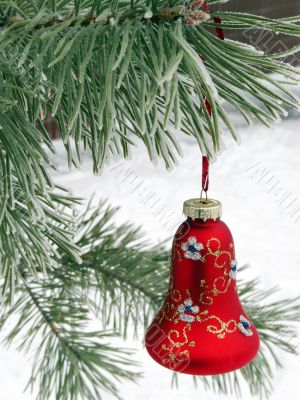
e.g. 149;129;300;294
181;236;204;261
238;315;253;337
229;259;238;280
177;299;199;323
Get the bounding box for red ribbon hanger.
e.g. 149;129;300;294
199;1;224;196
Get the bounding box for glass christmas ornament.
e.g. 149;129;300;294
145;198;260;375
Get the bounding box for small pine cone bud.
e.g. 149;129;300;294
185;10;210;25
8;16;24;25
156;8;183;22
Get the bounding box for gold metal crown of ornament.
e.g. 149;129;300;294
183;198;222;221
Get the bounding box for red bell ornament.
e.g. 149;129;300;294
145;198;260;375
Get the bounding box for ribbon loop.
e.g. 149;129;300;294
200;1;224;196
202;156;209;194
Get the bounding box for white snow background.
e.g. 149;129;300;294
1;109;300;399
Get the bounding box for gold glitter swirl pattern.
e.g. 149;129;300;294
162;349;190;370
156;276;182;323
172;242;183;263
196;314;237;339
197;237;233;305
207;237;232;269
160;312;238;369
167;324;191;348
161;325;193;370
157;236;239;367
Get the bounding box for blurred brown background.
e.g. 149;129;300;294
217;0;300;56
219;0;299;16
46;0;300;139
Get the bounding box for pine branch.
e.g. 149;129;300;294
1;200;299;399
61;200;170;337
0;5;208;28
0;102;81;300
70;202;300;398
57;201;300;396
0;161;81;301
0;199;166;400
1;1;300;296
0;262;140;400
0;1;300;172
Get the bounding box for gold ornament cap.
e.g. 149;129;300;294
183;198;222;221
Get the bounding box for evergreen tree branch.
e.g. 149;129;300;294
0;2;300;396
61;200;170;337
76;203;300;398
0;98;81;300
0;158;81;301
1;1;300;296
0;261;141;400
0;1;300;172
1;200;299;399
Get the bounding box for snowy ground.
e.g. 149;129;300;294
1;112;300;399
